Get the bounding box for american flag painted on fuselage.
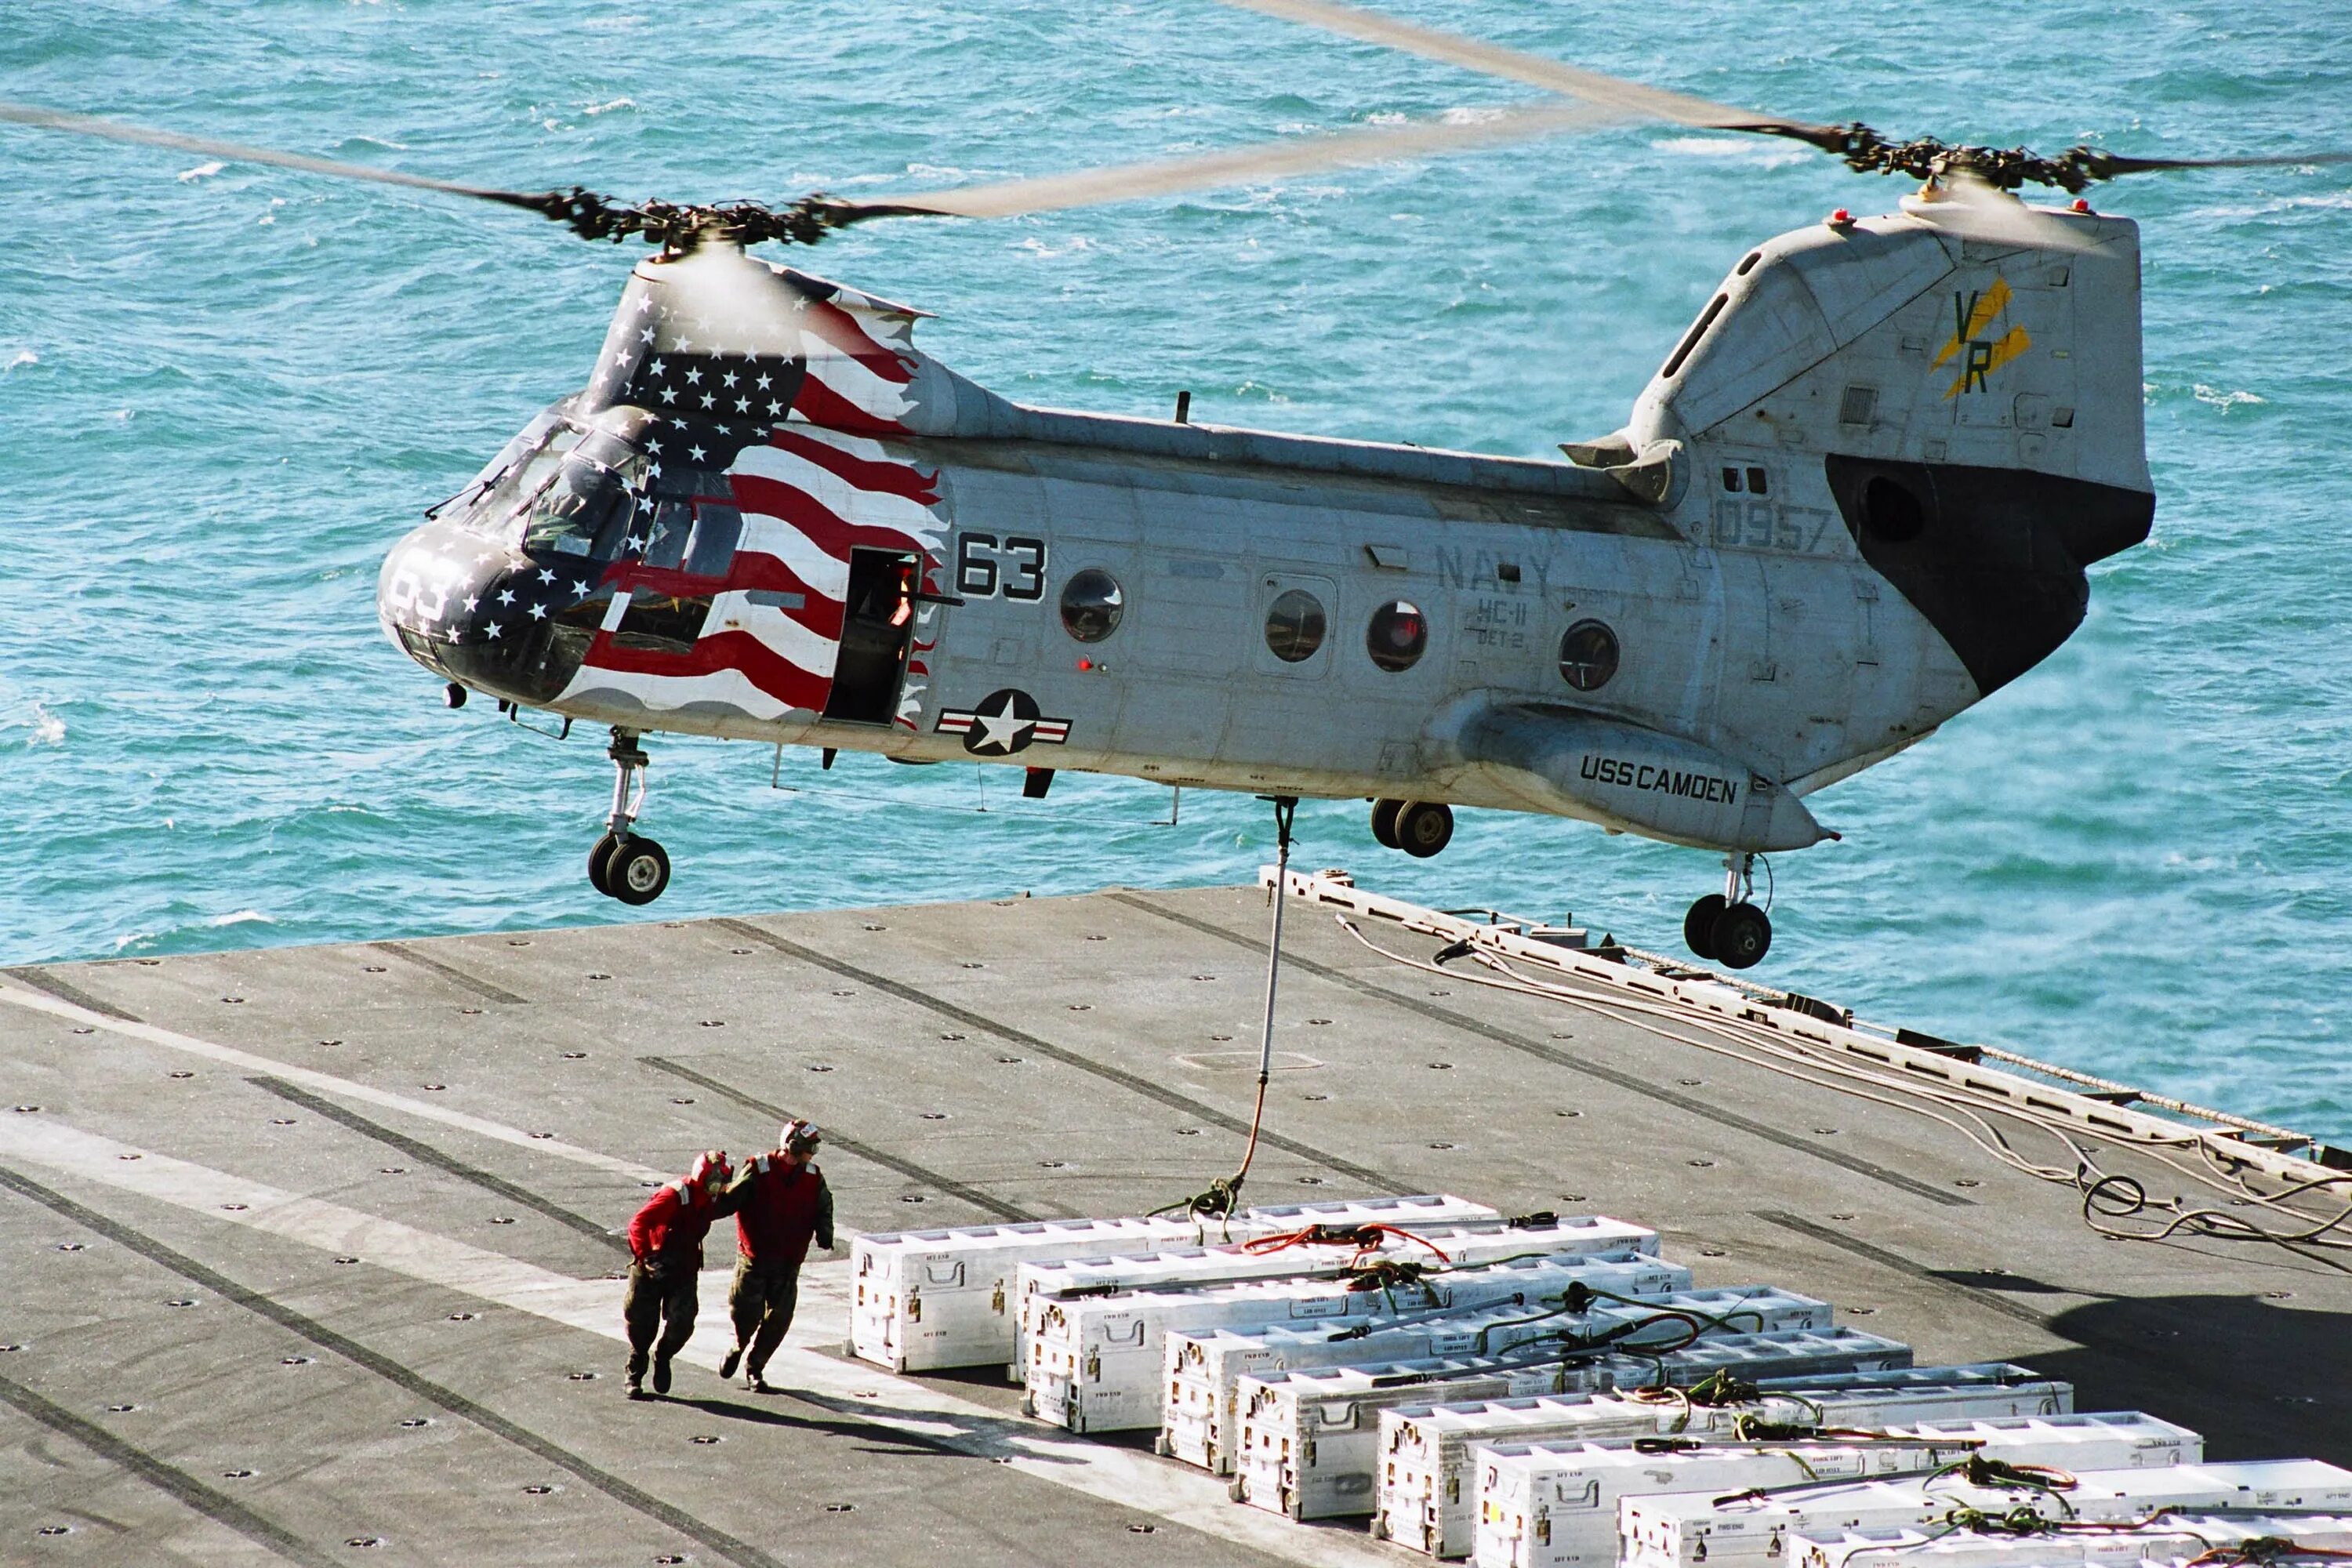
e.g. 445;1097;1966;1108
555;261;947;726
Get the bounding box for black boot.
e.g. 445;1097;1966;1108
719;1346;741;1381
652;1356;673;1396
626;1350;649;1399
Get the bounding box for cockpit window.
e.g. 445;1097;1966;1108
522;452;637;558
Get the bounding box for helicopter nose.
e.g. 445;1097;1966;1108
377;524;603;706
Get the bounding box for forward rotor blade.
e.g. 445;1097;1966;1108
2084;147;2352;178
857;99;1612;221
1207;0;1832;139
0;100;554;213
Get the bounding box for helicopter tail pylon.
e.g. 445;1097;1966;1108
1610;191;2156;702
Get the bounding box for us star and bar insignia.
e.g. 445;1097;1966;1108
934;688;1072;756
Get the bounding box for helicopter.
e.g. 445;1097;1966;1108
9;0;2343;969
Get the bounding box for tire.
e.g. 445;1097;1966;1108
606;837;672;906
1370;797;1405;849
1682;894;1727;960
587;832;623;898
1711;902;1772;969
1395;800;1454;858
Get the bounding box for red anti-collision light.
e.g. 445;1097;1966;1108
2071;198;2092;213
1829;209;1852;224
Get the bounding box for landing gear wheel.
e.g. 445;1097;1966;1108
1370;798;1405;849
1710;902;1772;969
1394;800;1454;858
587;832;624;897
605;837;671;906
1683;894;1727;960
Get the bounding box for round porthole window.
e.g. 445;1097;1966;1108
1367;601;1428;673
1559;620;1620;692
1058;568;1124;643
1263;589;1327;663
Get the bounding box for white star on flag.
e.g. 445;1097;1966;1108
484;622;503;639
528;602;548;619
537;569;556;585
684;366;702;385
497;588;516;605
688;446;706;462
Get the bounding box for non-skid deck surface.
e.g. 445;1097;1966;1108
2;884;2344;1566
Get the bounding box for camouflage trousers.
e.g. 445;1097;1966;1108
727;1258;802;1378
623;1261;699;1379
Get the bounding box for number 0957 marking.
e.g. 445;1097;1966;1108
956;532;1047;600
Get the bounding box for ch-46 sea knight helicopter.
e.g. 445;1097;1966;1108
12;0;2343;967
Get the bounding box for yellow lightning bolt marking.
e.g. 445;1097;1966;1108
1933;275;2013;368
1945;324;2032;399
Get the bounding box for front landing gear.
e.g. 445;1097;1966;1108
590;728;670;906
1685;853;1770;969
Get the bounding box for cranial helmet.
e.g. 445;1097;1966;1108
781;1120;822;1155
688;1149;731;1190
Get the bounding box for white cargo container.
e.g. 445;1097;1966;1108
1474;1440;1964;1568
1235;1327;1929;1526
1013;1214;1657;1367
1030;1250;1690;1433
1163;1287;1834;1475
850;1192;1498;1372
1786;1512;2352;1568
1473;1413;2201;1568
1622;1460;2352;1568
1374;1365;2073;1559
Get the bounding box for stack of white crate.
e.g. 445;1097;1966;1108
1373;1365;2078;1559
1621;1460;2352;1568
848;1193;1499;1372
1012;1214;1659;1370
1165;1287;1836;1474
1232;1327;1918;1523
1789;1514;2352;1568
1029;1250;1691;1433
1472;1412;2205;1568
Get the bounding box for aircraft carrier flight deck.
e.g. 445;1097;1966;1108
2;881;2347;1566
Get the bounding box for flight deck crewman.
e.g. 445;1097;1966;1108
623;1149;737;1399
717;1120;834;1392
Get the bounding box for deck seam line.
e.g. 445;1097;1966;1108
0;1368;338;1567
0;1158;787;1568
366;940;531;1005
709;916;1411;1197
1;964;140;1020
0;981;670;1185
1108;891;1973;1210
245;1075;628;1251
640;1055;1036;1223
1749;1207;2054;1329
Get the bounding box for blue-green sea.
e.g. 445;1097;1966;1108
5;2;2347;1138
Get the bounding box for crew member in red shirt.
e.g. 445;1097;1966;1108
717;1120;835;1392
622;1149;737;1399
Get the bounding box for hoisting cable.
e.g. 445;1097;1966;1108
1149;794;1298;1221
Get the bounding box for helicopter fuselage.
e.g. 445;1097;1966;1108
379;198;2152;866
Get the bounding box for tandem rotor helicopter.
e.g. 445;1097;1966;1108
11;0;2343;968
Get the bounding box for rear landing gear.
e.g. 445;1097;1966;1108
1370;798;1453;858
590;728;671;905
1686;853;1770;969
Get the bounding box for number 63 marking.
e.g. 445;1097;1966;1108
956;532;1047;601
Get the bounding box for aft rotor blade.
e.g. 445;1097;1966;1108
855;100;1613;221
2083;147;2352;178
1207;0;1833;139
0;100;556;213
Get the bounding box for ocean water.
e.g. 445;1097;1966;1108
4;1;2347;1139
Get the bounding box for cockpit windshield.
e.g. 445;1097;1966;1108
450;410;647;559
